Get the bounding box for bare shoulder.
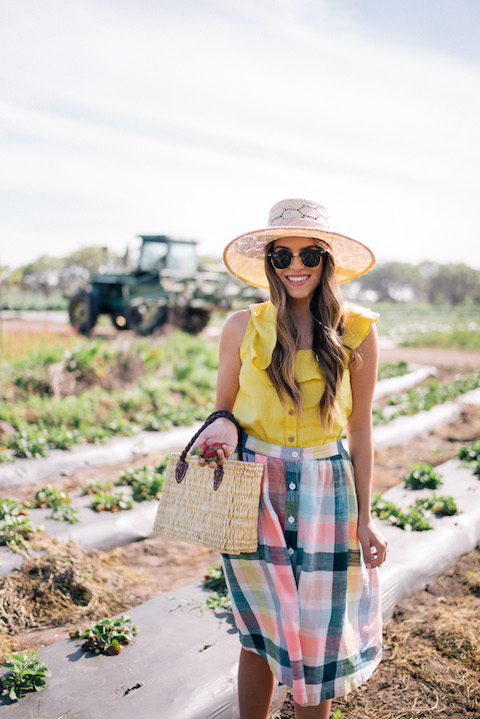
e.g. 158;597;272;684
223;309;251;336
356;321;379;357
220;309;251;350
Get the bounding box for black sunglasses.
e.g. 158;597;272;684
267;247;328;270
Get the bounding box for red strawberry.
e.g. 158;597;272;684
203;443;225;463
191;443;209;458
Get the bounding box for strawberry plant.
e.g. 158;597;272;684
458;440;480;462
371;492;459;531
458;441;480;475
373;371;480;426
402;463;443;490
7;429;49;459
45;427;84;451
82;478;114;495
206;591;232;612
91;490;134;512
202;565;231;612
377;360;409;381
203;564;228;592
414;494;459;517
0;446;12;463
115;464;164;501
30;485;80;524
0;652;51;701
69;615;137;655
371;495;433;531
0;499;36;548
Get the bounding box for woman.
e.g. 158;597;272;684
195;199;387;719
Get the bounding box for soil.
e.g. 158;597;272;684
1;320;480;713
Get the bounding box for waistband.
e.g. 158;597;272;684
242;434;345;461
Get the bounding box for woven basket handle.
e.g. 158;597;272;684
175;409;243;490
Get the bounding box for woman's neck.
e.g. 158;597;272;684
289;298;313;349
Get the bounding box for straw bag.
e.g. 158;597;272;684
153;410;264;554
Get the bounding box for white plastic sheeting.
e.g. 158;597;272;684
373;364;437;400
372;386;480;450
377;458;480;619
0;424;202;490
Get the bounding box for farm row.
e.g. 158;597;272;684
1;326;479;711
1;332;479;463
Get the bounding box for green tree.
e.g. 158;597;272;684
357;262;425;302
20;255;62;295
427;264;480;305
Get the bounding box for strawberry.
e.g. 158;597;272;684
191;442;224;462
191;443;209;457
204;447;218;460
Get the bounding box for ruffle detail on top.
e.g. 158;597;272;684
342;303;379;351
247;300;378;373
249;301;277;370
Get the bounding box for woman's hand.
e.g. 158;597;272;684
357;518;388;570
192;417;238;468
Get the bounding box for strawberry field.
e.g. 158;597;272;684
0;310;479;715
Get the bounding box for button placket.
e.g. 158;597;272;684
285;447;299;562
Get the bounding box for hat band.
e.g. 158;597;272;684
267;218;330;232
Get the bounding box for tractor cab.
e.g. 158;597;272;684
135;236;199;275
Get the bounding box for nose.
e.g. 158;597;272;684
290;254;304;271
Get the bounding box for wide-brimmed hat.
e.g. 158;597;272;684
223;198;375;288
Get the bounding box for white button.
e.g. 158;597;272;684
291;451;299;458
288;516;295;524
288;548;294;555
289;482;296;490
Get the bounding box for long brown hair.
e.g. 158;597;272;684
265;241;350;426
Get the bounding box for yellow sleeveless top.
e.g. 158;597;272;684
233;300;378;447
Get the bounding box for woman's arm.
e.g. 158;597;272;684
195;309;250;466
346;324;388;569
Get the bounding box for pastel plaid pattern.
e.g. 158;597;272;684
222;436;382;707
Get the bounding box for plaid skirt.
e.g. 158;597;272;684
222;435;382;707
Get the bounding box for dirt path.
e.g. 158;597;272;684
379;346;480;369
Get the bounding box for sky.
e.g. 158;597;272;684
1;0;479;271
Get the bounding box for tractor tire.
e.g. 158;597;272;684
68;291;99;336
110;313;131;331
181;308;211;335
125;303;168;336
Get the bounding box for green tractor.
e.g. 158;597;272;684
68;235;248;336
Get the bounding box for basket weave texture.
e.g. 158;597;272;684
153;452;264;554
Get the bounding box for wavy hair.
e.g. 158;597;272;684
265;241;351;426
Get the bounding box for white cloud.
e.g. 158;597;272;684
0;0;479;270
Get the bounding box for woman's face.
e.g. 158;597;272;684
270;236;325;301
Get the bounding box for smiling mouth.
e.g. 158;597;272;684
286;275;309;283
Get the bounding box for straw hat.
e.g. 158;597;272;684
223;198;375;288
